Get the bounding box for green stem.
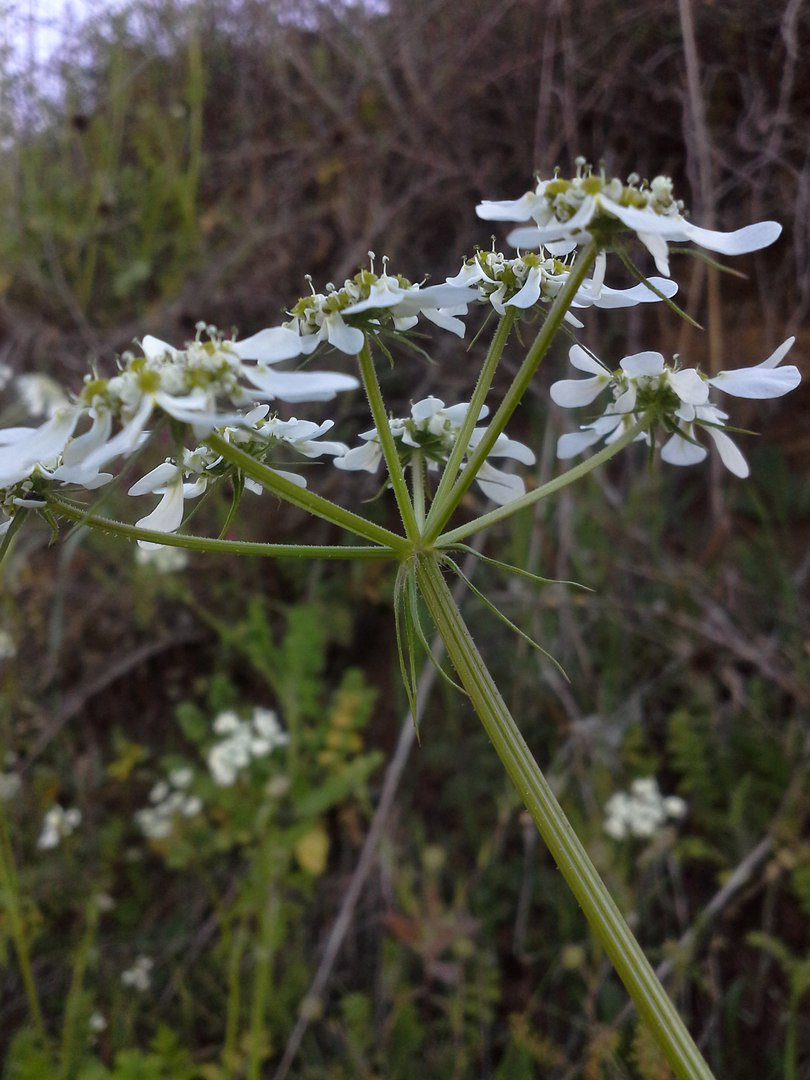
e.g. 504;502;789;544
247;848;284;1080
414;554;716;1080
423;241;599;543
437;419;648;547
210;434;409;553
357;338;420;541
412;453;426;531
426;310;516;528
46;496;397;561
0;805;48;1045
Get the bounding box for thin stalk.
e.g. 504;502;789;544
58;901;100;1079
247;850;284;1080
423;241;598;543
46;496;397;561
415;554;716;1080
209;434;409;553
357;338;420;540
411;453;426;531
0;806;47;1044
437;419;647;547
426;309;516;527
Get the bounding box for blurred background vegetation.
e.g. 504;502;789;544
0;0;808;1076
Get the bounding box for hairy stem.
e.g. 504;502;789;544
415;554;716;1080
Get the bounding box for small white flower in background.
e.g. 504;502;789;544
604;777;687;841
445;247;678;327
335;396;536;506
0;364;12;391
0;629;16;660
88;1011;107;1034
135;544;189;573
37;804;82;849
207;707;289;787
121;955;153;992
16;374;69;418
134;767;202;840
478;160;782;276
0;770;21;801
550;338;801;477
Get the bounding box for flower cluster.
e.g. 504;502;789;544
260;257;479;359
134;767;202;840
135;544;190;573
127;406;348;544
550;339;800;477
335;396;536;506
207;707;289;787
478;160;781;276
604;777;687;840
0;323;359;538
121;955;153;992
37;803;82;849
0;752;21;801
445;246;678;326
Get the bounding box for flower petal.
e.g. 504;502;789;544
669;368;709;405
231;327;310;363
550;376;610;407
242;367;358;403
568;344;609;375
660;430;707;467
556;428;605;459
504;265;542;309
476;192;539;222
325;315;366;355
677;218;782;255
708;362;801;399
620;352;665;378
704;427;749;477
473;462;526;505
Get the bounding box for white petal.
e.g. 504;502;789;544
669;368;709;405
476;192;539;222
128;461;180;496
504;266;542;309
568;344;609;375
550;376;610;408
556;429;604;459
506;197;597;247
705;427;749;477
231;327;308;363
324;315;365;355
242;367;358;403
545;239;578;257
756;336;795;369
660;431;707;467
613;385;637;414
638;232;671;276
677;218;782;255
473;462;526;505
0;407;82;487
410;397;445;422
708;364;801;399
589;277;678;308
333;442;382;472
141;335;179;361
590;250;606;298
487;433;536;465
420;307;466;336
135;481;185;545
620;352;665;378
597;197;677;237
396;283;478;313
79;397;154;471
445;262;487;287
393;316;419;331
341;281;406;314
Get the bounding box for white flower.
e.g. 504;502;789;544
0;629;16;660
478;163;781;276
550;339;800;477
88;1011;107;1034
121;955;153;992
446;248;678;326
16;374;69;418
135;766;202;839
135;545;189;573
0;771;21;800
0;406;84;490
335;396;536;507
604;777;686;841
207;708;288;786
251;259;479;363
37;804;81;849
